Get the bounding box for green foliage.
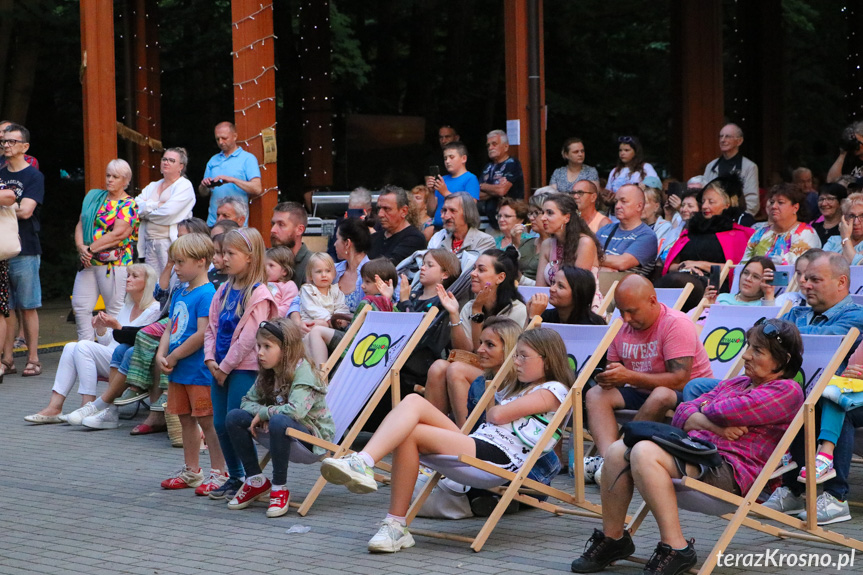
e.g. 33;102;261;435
330;1;371;89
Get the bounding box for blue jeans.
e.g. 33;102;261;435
785;403;863;501
226;409;307;485
819;388;863;445
211;370;257;479
109;344;134;374
683;377;720;403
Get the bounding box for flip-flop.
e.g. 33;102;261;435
24;414;65;424
22;361;42;377
130;423;167;436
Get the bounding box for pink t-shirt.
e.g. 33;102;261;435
608;304;713;382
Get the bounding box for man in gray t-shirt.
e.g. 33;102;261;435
596;184;658;277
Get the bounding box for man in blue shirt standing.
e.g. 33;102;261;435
426;142;480;228
198;122;262;226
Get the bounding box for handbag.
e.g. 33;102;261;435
0;205;21;261
412;469;473;519
511;414;561;453
621;421;723;469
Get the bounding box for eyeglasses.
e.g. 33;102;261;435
0;139;21;147
258;320;284;341
818;196;838;203
528;211;542;218
618;136;635;144
847;214;863;222
513;353;543;363
571;190;595;197
755;317;783;344
161;157;177;164
496;213;516;220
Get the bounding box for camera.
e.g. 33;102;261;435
840;126;861;153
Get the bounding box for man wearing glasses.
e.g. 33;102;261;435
572;180;611;233
0;123;44;377
0;120;38;170
703;123;760;216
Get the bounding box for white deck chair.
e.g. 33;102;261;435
849;265;863;295
624;330;863;574
260;307;438;516
731;262;795;295
517;286;554;309
407;318;623;552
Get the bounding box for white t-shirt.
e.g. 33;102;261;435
470;380;569;471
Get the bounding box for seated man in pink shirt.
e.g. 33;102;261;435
583;275;713;484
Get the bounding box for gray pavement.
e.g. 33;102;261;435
1;351;861;575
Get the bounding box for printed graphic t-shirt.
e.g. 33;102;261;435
169;282;216;385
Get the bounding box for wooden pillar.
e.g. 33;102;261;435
504;0;530;196
670;0;723;181
133;0;162;190
299;0;334;192
739;0;783;186
231;0;278;237
81;0;118;192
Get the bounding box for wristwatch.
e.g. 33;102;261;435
469;312;486;324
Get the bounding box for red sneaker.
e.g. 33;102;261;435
195;469;229;496
227;478;271;510
161;466;204;490
267;489;291;518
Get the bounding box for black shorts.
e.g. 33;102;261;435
473;438;510;465
618;387;684;410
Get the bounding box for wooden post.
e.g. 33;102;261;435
670;0;723;181
231;0;278;237
133;0;162;191
80;0;118;193
299;0;335;193
505;0;530;195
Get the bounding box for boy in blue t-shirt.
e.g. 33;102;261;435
426;141;480;227
157;233;227;494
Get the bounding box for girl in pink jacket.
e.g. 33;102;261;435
204;228;278;501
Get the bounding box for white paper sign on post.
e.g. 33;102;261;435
506;119;521;146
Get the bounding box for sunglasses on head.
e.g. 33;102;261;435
618;136;635;145
755;317;783;344
259;320;284;342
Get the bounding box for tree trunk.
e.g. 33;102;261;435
4;18;41;122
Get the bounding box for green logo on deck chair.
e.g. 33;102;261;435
568;354;577;373
703;327;746;362
351;334;406;368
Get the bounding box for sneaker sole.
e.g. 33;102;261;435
114;392;148;406
266;500;292;518
321;462;378;493
798;511;852;525
82;421;120;430
227;490;271;510
368;533;415;553
797;469;837;484
570;542;636;573
162;481;204;490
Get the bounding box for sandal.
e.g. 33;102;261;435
22;361;42;377
1;359;16;376
130;423;168;436
798;453;836;484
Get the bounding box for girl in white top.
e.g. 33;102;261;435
299;252;349;323
607;135;658;193
25;264;161;423
319;328;574;553
136;148;196;272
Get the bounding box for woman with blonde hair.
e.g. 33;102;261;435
408;185;435;242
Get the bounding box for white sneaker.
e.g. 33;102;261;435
799;492;851;525
594;460;604;487
82;406;120;430
65;402;100;426
367;518;415;553
320;454;378;494
583;456;603;484
761;486;804;515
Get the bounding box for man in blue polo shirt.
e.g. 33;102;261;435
425;141;480;228
198;122;262;226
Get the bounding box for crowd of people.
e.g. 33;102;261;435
4;116;863;575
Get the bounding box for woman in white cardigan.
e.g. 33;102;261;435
24;264;161;424
136;148;195;272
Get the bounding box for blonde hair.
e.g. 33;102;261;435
106;159;133;186
220;227;267;317
254;318;323;404
125;263;157;310
499;328;574;399
480;317;522;385
168;233;214;263
841;192;863;216
307;252;336;287
408;184;432;228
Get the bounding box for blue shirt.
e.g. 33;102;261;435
203;148;262;226
1;165;44;255
782;295;863;372
169;282;216;385
823;236;863;265
433;171;481;227
215;287;245;364
595;221;658;276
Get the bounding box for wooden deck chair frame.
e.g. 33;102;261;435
623;329;863;574
687;259;735;326
596;280;618;317
407;317;623;552
259;306;439;516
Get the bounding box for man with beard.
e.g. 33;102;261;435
270;201;310;287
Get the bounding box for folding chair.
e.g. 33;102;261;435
260;307;438;516
849;265;863;295
517;286;553;309
407;318;623;551
624;329;863;574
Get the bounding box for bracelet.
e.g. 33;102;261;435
449;320;463;328
842;238;850;245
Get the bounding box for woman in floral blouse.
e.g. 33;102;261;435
743;183;821;265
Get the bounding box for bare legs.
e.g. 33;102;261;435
585;386;626;456
304;326;334;369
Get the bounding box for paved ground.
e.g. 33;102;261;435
2;352;862;575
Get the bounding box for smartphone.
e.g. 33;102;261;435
708;265;722;289
429;165;441;179
667;181;683;199
770;270;790;287
346;208;366;219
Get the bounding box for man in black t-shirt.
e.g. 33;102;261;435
0;123;44;375
368;185;427;266
479;129;524;230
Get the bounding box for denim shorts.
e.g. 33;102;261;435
7;255;41;310
110;343;135;375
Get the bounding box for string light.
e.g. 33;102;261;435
230;35;278;58
234;97;276;116
237;123;278;146
232;3;274;28
233;65;278;89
